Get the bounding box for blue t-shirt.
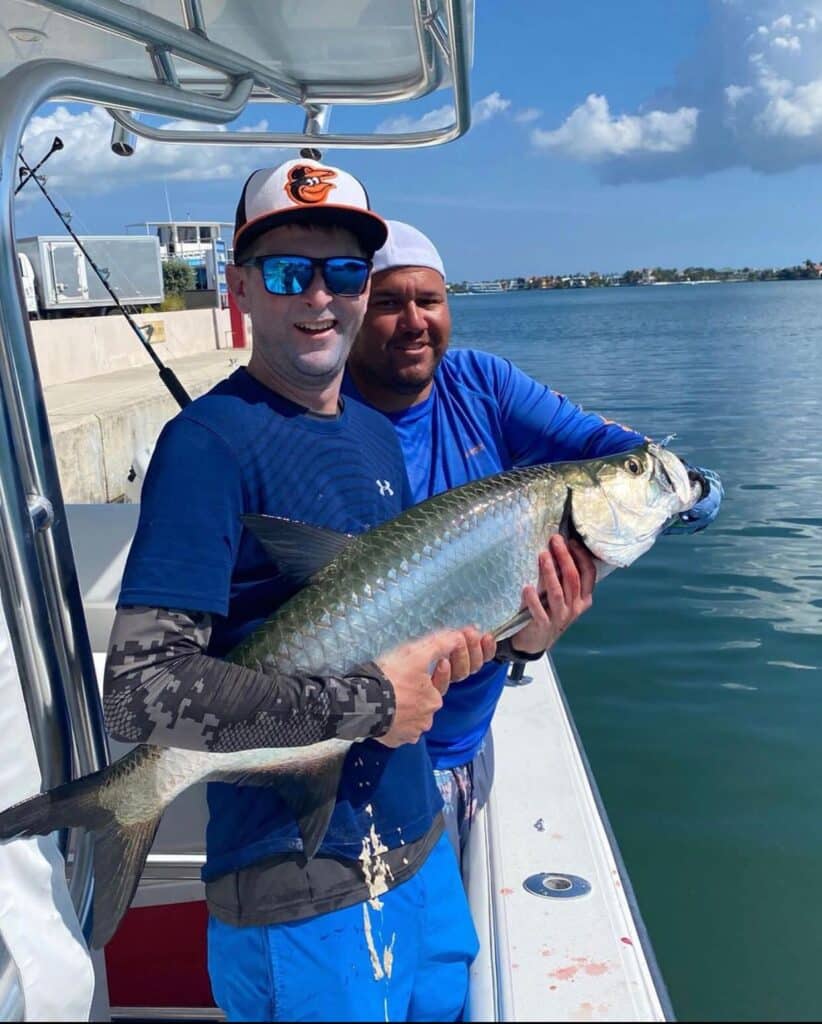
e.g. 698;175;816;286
344;349;644;769
119;368;442;878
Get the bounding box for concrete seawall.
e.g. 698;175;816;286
36;308;251;503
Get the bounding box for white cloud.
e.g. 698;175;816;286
514;107;542;124
535;0;822;181
472;91;511;124
725;84;753;106
757;79;822;135
531;94;698;160
376;103;453;134
17;105;269;197
377;91;510;133
771;34;801;50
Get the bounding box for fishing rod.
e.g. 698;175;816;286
16;137;191;409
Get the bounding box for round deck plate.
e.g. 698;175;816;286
523;872;591;899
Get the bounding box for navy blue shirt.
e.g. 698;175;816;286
119;368;442;877
344;350;644;769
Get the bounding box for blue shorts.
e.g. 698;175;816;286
207;833;478;1022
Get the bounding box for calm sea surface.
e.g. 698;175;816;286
450;282;821;1022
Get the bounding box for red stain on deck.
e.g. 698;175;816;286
551;957;611;981
499;887;514;895
620;936;634;946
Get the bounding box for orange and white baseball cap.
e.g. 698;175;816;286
233;159;388;262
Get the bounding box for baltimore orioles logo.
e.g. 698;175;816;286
285;165;337;205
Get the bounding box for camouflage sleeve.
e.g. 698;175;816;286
103;606;395;752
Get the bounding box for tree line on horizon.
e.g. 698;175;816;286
448;259;822;291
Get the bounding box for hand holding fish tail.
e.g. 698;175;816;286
503;535;596;658
376;627;496;748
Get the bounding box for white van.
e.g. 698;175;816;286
17;251;38;318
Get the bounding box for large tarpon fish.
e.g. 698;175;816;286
0;442;700;947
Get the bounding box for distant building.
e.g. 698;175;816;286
127;220;233;261
127;219;233;291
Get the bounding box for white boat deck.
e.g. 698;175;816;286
468;658;670;1021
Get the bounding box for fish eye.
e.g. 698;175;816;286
625;457;642;475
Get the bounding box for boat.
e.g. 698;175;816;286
0;2;672;1020
467;280;505;294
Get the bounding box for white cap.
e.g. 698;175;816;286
372;220;446;279
233;158;387;261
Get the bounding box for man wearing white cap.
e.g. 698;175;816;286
346;221;724;858
104;163;498;1021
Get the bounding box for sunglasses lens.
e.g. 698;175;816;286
261;257;313;295
323;258;370;295
256;256;370;296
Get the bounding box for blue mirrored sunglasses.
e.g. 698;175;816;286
240;254;372;296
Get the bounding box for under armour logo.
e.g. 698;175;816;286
376;479;394;496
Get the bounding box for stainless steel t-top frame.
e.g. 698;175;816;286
40;0;473;149
0;0;474;987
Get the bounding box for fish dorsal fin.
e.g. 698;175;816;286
242;514;355;587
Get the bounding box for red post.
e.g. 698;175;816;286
228;289;248;348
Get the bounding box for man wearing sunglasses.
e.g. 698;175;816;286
345;220;724;861
104;161;497;1022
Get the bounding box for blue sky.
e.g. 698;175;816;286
14;1;822;280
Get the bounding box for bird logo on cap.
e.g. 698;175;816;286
285;165;337;205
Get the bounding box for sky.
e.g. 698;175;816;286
13;0;822;280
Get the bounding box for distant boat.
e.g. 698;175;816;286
466;280;504;293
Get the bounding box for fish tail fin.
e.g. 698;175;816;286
0;772;111;840
90;814;161;948
0;749;162;948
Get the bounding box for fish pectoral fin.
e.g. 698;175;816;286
91;814;162;949
226;749;348;861
492;607;533;642
242;514;355;587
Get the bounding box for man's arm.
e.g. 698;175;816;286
490;357;723;533
104;606;395;751
488;354;644;464
104;606;497;752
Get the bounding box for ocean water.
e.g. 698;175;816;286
450;282;822;1022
